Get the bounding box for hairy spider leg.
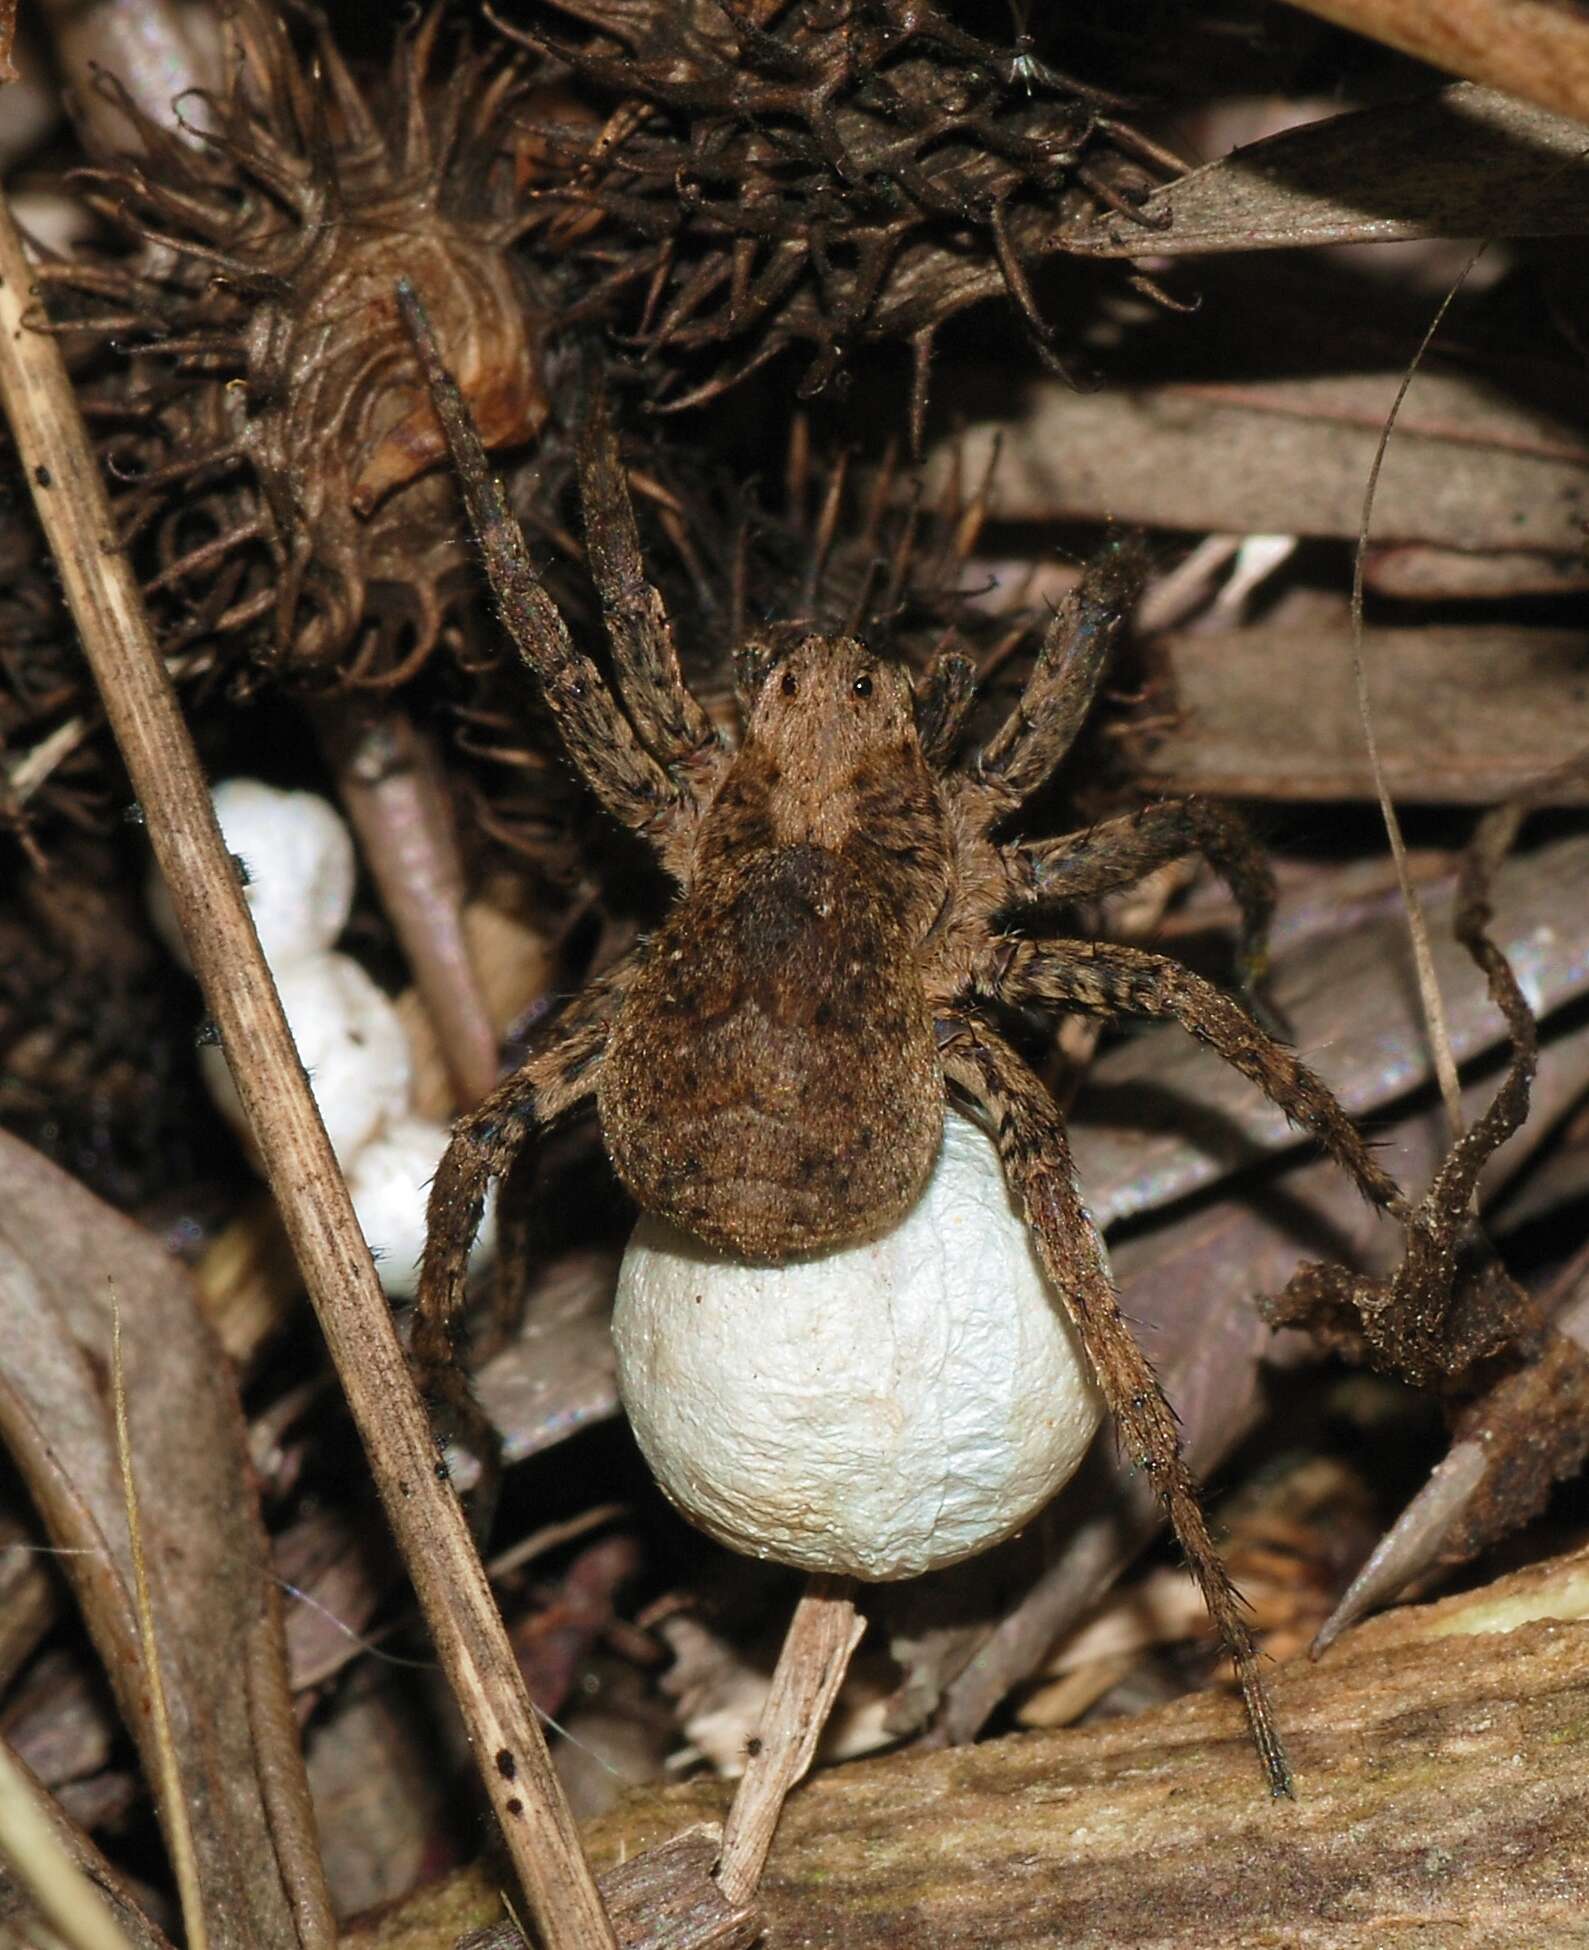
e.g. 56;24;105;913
987;936;1406;1216
970;539;1148;808
914;640;979;769
940;1017;1294;1798
575;369;726;787
413;953;640;1493
397;280;697;871
1003;799;1279;1009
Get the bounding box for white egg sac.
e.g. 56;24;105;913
150;778;355;973
346;1114;497;1301
201;951;410;1166
614;1110;1105;1580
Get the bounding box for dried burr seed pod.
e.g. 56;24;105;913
613;1110;1105;1580
44;0;556;678
511;0;1183;419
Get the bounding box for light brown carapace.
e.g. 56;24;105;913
602;636;948;1257
399;284;1403;1799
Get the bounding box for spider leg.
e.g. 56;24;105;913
939;1015;1292;1798
397;282;697;872
986;936;1405;1215
967;538;1148;820
576;369;726;792
1001;799;1277;1007
914;638;979;770
413;951;637;1496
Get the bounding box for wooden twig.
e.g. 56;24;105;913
715;1575;864;1908
456;1831;758;1950
315;700;502;1111
0;188;618;1950
600;1831;757;1950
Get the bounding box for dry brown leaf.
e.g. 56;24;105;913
1068;84;1589;255
466;1250;621;1484
1365;543;1589;600
305;1676;460;1922
1279;0;1589;125
1138;625;1589;803
0;1133;334;1950
935;365;1589;551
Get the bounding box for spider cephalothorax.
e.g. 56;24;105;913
401;279;1407;1797
42;0;558;678
601;634;950;1254
498;0;1183;422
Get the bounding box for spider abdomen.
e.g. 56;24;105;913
598;844;944;1260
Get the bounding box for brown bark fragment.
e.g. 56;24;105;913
355;1550;1589;1950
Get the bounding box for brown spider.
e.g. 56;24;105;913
398;283;1403;1797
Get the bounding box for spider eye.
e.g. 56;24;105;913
781;670;798;697
852;674;874;698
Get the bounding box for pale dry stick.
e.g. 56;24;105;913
5;651;205;807
0;190;619;1950
715;1576;865;1908
0;1737;138;1950
315;700;502;1110
401;896;557;1122
111;1307;208;1950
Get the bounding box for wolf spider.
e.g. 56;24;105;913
399;283;1402;1795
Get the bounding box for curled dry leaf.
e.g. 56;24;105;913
0;1131;333;1950
1067;84;1589;255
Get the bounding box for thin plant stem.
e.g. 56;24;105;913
112;1306;209;1950
0;184;617;1950
0;1738;140;1950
